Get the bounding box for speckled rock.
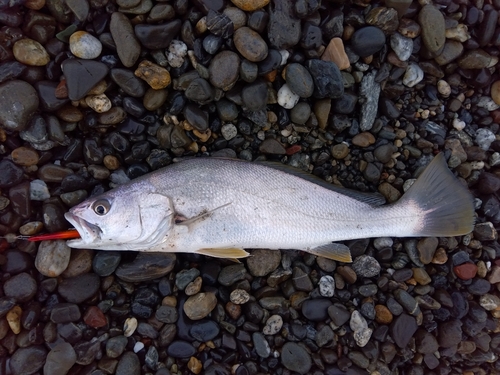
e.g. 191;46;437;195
0;80;39;131
35;240;71;277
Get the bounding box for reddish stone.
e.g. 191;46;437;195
55;80;68;99
286;144;302;155
0;239;8;252
491;109;500;123
83;306;107;328
454;263;478;280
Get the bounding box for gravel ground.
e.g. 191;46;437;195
0;0;500;374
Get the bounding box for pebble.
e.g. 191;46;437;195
418;5;445;57
306;59;344;99
134;60;171;89
259;138;286;154
391;313;418;348
83;306;107;328
230;0;269;11
230;289;250;305
221;124;238;140
0;80;39;131
43;342;77;375
233;26;268;62
124;317;138;337
322;37;350;70
246;249;281;276
85;94;112;113
438;319;462;347
267;0;301;49
375;304;393;324
116;352;141;375
241;80;268;110
209;51;240;90
183;292;217;320
10;346;47;375
285;63;314;98
277;84;300;109
263;314;283;335
350;26;386;57
281;342;312;374
35;240;71;277
3;272;37;302
359;71;380;131
62;59;109;101
454;263;478;280
403;63;424;87
110;12;141;67
6;305;21;334
390;33;413;62
301;298;332;321
13;38;50;66
69;31;102;59
58;273;100;304
167;40;187;68
115;253;176;282
319;275;335;297
167;341;196;358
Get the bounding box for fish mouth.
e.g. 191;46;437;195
64;212;102;247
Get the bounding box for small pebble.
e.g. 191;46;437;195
69;31;102;59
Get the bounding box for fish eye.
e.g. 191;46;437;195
92;199;111;216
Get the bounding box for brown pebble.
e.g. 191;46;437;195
11;147;39;167
230;0;269;11
55;80;68;99
491;80;500;105
185;276;202;296
225;301;241;320
6;305;22;334
134;60;171;89
336;266;357;284
352;132;376;147
413;268;432;285
321;38;350;70
103;155;121;170
331;144;349;159
375;304;393;324
188;357;202;375
97;107;127;125
25;0;46;10
13;38;50;66
56;105;84;122
431;247;448;264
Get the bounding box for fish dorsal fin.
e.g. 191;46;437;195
258;161;386;206
307;243;352;262
196;247;250;259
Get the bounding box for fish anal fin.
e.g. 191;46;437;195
307;243;352;262
196;247;250;259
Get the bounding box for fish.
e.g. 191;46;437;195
64;153;475;262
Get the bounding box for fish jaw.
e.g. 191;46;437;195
64;212;102;248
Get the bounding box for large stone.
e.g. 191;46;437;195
0;80;39;131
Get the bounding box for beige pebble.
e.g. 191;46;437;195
162;295;177;307
124;317;138;337
352;132;376;147
437;80;451;97
6;306;22;334
103;155;121;170
185;276;202;296
322;38;350;70
230;289;250;304
13;38;50;66
87;80;108;95
19;221;44;236
86;94;112;113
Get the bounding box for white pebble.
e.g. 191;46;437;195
353;327;373;347
263;315;283;335
221;123;237;140
475;128;495;150
124;317;138;337
69;31;102;60
230;289;250;304
403;178;416;192
277;84;299;109
133;341;144;353
85;94;112;113
167;40;188;68
279;50;290;65
437;80;451;97
477;96;500;111
490;152;500;166
403;63;424;87
452;118;466;131
390;33;413;62
318;275;335;297
30;179;50;201
349;310;368;332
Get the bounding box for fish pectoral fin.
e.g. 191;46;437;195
178;202;232;228
196;247;250;259
307;243;352;262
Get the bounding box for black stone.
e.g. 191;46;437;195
134;20;182;49
61;59;109;101
306;59;344;99
350;26;386;57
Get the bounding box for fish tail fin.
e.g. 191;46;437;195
398;153;475;237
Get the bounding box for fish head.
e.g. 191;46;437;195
64;186;174;251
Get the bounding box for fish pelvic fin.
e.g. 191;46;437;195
398;153;475;237
307;243;352;262
196;247;250;259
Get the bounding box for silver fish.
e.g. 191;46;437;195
64;153;475;262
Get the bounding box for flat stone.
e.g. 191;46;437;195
246;249;281;277
3;272;37;302
58;273;100;304
281;342;312;374
418;5;445;57
116;352;140;375
43;343;77;375
10;346;47;375
285;63;314;98
61;59;109;101
110;12;141;67
268;0;301;49
183;292;217;320
134;20;182;50
390;314;418;348
209;51;240;90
